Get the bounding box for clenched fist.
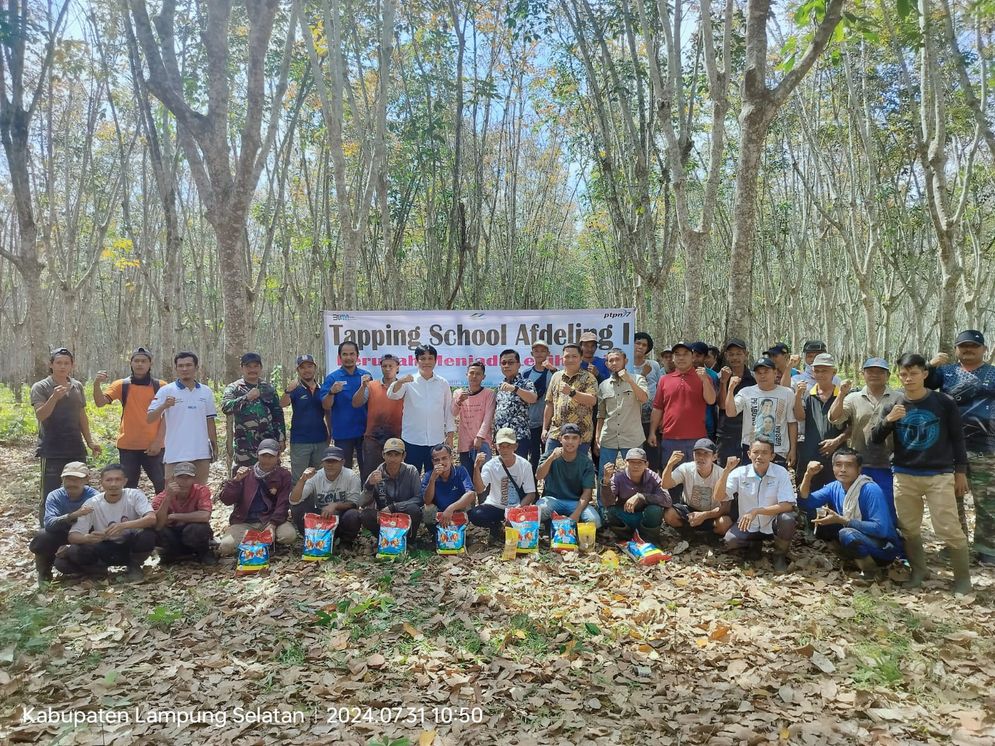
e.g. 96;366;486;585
725;456;741;470
244;387;261;401
95;370;109;383
300;467;317;482
886;404;907;423
235;466;251;481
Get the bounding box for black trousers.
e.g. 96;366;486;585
38;457;81;526
30;525;71;561
119;448;166;494
54;529;157;575
156;523;213;558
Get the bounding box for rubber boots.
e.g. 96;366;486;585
903;537;932;588
949;545;974;596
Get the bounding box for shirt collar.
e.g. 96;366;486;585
809;384;841;396
175;379;201;389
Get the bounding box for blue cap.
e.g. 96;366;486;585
765;342;790;355
689;341;709;355
862;357;890;371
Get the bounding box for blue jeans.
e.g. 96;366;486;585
816;523;901;563
536;496;602;527
403;442;433;474
459;442;493;473
660;438;698;464
542;438;591;465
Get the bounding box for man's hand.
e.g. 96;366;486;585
818;437;842;456
95;370;109;384
955;473;968;498
264;523;277;541
163;395;177;409
549;447;563;462
88;442;102;456
245;387;261;401
473;436;484;451
603;463;615;482
300;467;317;482
368;471;383;486
51;384;70;401
474;452;487;470
399;374;415;385
327;381;343;395
667;450;684;468
321;504;336;518
499;382;516;393
569;508;583;523
805;460;823;476
542;359;557;371
720;366;732;382
167;479;183;497
145;442;162;456
729;376;741;389
235;466;251;481
688;512;706;528
541;429;549;443
795;382;808;397
286;378;300;393
695;366;709;381
623;495;643;513
839;379;853;397
737;510;756;532
361;375;372;385
725;456;740;470
647;432;658;447
812;507;847;527
440;507;455;527
84;531;106;544
886;404;907;423
787;449;796;469
70;506;93;520
456;390;469;405
788;354;801;369
560;382;572;395
105;523;127;540
930;352;950;367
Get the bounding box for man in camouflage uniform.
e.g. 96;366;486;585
221;353;286;475
926;329;995;565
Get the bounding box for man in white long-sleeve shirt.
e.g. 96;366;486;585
387;344;456;473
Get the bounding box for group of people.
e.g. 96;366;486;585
26;328;994;596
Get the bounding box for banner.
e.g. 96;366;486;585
323;309;637;387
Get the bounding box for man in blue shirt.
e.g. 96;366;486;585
280;354;330;482
578;331;610;381
798;448;901;580
926;329;995;566
320;341;372;472
29;461;99;585
523;336;557;472
422;445;477;542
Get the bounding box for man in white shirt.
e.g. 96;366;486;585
387;344;455;473
55;463;157;582
147;351;218;485
726;357;798;468
288;446;363;544
469;428;537;543
713;437;797;573
661;438;732;539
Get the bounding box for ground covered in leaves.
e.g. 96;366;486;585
1;440;994;745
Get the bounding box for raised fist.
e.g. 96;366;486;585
301;467;317;481
95;370;109;383
474;452;487;469
361;375;372;385
499;382;516;393
729;376;742;388
667;450;684;466
720;366;732;381
286;378;300;392
840;380;852;396
725;456;741;470
235;466;251;481
244;387;261;401
788;354;801;368
400;374;415;385
163;395;177;409
886;404;907;423
805;460;823;475
330;381;345;394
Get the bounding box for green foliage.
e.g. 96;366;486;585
0;589;75;657
146;604;185;629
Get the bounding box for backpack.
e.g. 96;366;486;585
121;379;161;409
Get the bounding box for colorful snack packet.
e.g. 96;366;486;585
577;521;597;552
377;511;412;559
302;513;338;561
507;505;540;554
620;531;670;566
551;513;578;552
236;529;272;575
436;512;468;555
501;528;520;560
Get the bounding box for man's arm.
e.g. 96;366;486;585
207;417;218;460
352;376;371;408
660;451;683;489
786;421;798;468
92;375;111;407
268;386;287;441
289;468;317;506
711;457;740;504
793;383;807;421
535;447;560;480
79;407;100;455
724;378;742;418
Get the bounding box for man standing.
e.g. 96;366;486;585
798;449;901;580
535;423;602;526
764;342;798;388
31;347;101;524
493;349;538;460
648;341;716;464
280;354;330;483
631;332;662;471
691;342;721;437
659;347;676;374
387;344;455;473
29;462;98;585
794;353;848;491
661;439;732;540
147;351;217;485
602;447;669;543
355;354;404;482
93;347;166;494
925;329;995;565
452;361;495;471
727;358;797;468
221;352;286;475
320;341;371;471
523;337;557;472
56;463;157;583
596;349;648;480
871;353;972;594
828;358;901;514
217;439;297;557
152;462;216;566
715;439;797;573
470;429;538;542
542;344;598;462
716;340;755;464
289;446;363;544
579;331;610;381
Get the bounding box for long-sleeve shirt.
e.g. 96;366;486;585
218;468;293;525
220;379;286;458
871;391;968;475
452;387;495;453
387;374;455;446
925;362;995;455
363;462;423;510
43;486;98;530
606;468;671;509
799;480;900;544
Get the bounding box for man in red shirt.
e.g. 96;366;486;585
648;341;717;464
152;461;216;565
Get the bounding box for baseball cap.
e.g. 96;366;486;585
955;329;986;347
724;338;748;351
240;352;262;366
671;341;693;353
50;346;73;360
689;341;709;355
752;357;776;370
130;346;153;360
625;447;648;461
172;461;197;477
495;427;518;445
531;335;550;350
321;446;345;462
578;331;598;343
812;353;837;368
257;438;280;456
296;354;316;367
560;423;582;436
383;438;405;454
661;346;673;354
60;461;89;478
765;342;790;355
803;340;827;353
862;357;890;371
692;438;717;453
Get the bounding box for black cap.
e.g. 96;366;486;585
240;352;262;366
130;346;153;360
693;438;717;453
296;354;316;367
671;341;693;353
724;338;747;351
50;346;73;360
802;340;827;353
322;446;345;462
765;342;790;355
560;423;582;436
955;329;986;347
690;341;709;355
752;357;776;370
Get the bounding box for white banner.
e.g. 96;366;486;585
323;309;637;387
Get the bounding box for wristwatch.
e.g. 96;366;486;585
513;385;519;394
568;388;577;398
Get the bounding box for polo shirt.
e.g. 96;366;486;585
652;369;708;440
725;463;795;534
30;376;86;459
387;373;455;446
287;382;329;444
319;367;372;441
545;369;599;441
102;378;168;450
541;454;596;501
422;465;474;511
830;387;901;469
733;385;796;456
151;483;213;515
148;380;217;463
597;373;648;449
